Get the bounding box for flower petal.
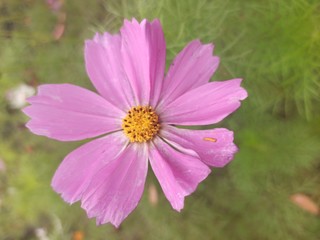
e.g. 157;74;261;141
51;132;128;204
23;84;124;141
149;136;211;211
160;79;247;126
81;142;148;227
161;125;238;167
85;32;135;109
157;40;219;109
120;18;166;106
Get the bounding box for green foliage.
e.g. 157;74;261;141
0;0;320;239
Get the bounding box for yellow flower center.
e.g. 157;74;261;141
122;106;160;143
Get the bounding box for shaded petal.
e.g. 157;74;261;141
120;18;166;106
160;79;247;126
161;125;238;167
149;136;210;211
85;32;135;109
51;132;128;204
157;40;219;109
23;84;124;141
81;142;148;227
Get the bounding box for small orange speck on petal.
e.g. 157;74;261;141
203;137;217;142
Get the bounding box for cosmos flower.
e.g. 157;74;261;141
23;18;247;227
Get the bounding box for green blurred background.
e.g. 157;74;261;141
1;0;320;239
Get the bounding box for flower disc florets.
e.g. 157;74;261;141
122;106;160;143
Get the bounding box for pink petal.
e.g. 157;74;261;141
51;132;128;204
149;136;211;211
157;40;219;109
81;142;148;227
161;125;238;167
85;33;135;109
160;79;247;126
23;84;124;141
120;18;166;106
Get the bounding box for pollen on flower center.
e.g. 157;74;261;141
122;106;160;143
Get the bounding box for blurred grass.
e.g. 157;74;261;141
1;0;320;239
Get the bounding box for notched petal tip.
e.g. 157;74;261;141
25;121;52;140
123;18;139;27
127;17;158;26
84;39;94;47
94;214;122;228
190;39;215;53
173;203;184;212
132;17;140;24
92;32;102;42
202;42;215;53
234;78;248;100
24;95;37;104
21;105;30;116
151;18;161;25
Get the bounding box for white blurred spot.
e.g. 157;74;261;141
6;84;35;109
35;228;49;240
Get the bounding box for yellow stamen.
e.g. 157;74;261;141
203;137;217;142
122;106;160;143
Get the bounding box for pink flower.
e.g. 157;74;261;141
23;19;247;227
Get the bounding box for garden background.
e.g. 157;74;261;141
1;0;320;239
